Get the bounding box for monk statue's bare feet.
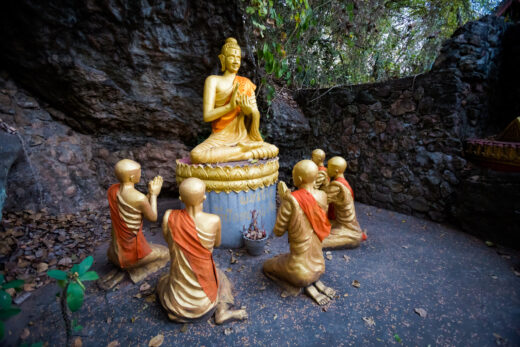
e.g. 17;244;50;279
214;304;248;325
314;280;336;299
305;285;330;306
98;269;125;290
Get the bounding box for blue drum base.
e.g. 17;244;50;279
205;184;276;248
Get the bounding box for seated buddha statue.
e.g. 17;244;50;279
157;177;248;324
190;37;278;164
323;156;366;249
311;148;329;190
263;160;336;306
99;159;169;290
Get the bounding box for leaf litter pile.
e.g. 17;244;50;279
0;208;110;301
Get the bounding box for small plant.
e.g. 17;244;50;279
47;256;99;347
0;274;24;339
243;210;266;240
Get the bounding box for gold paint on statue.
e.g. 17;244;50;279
323;157;363;249
176;158;279;193
311;149;329;190
99;159;169;290
190;37;278;164
157;178;248;324
263;160;336;306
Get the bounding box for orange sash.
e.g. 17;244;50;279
292;189;331;242
327;177;355;220
318;166;327;172
168;210;219;303
211;76;256;133
107;184;152;268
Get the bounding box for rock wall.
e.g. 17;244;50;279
0;0;252;214
294;16;520;244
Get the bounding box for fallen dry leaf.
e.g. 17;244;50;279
326;254;333;260
225;267;232;272
513;268;520;277
362;316;376;327
180;324;188;333
351;280;360;288
280;291;289;298
414;308;427;318
343;255;350;262
343;293;349;297
273;314;278;320
73;337;82;347
20;328;30;340
107;341;120;347
36;262;48;273
145;294;157;303
148;334;164;347
224;327;233;336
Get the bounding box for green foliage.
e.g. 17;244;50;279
46;256;98;346
0;274;24;340
242;0;500;94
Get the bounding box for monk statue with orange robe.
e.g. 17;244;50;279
323;156;366;249
98;159;169;290
311;149;329;190
190;37;278;164
157;177;248;324
263;160;336;306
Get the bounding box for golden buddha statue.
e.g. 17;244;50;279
190;37;279;164
157;177;248;324
311;149;329;190
99;159;169;290
323;156;365;249
263;160;336;306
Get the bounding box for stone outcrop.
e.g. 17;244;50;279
295;16;520;245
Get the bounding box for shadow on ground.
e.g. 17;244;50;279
4;201;520;346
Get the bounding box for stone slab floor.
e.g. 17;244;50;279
3;201;520;346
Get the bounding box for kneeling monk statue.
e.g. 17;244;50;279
157;177;248;324
323;156;366;249
263;160;336;306
99;159;169;290
190;37;278;164
311;148;329;190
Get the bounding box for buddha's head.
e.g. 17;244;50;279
179;177;206;207
115;159;141;184
327;156;347;179
311;149;326;166
219;37;241;73
292;160;318;188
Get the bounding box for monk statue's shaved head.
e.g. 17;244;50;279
179;178;206;206
311;149;325;165
327;157;347;178
293;160;318;187
114;159;141;183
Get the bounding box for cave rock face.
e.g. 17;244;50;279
0;0;252;213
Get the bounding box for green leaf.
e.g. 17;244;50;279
79;271;99;282
78;256;94;276
66;282;84;312
47;269;67;280
0;291;11;310
246;6;255;15
0;274;4;285
2;279;24;289
72;319;83;332
0;307;21;320
0;321;4;340
57;280;67;289
71;264;80;274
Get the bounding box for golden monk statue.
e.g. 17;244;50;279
263;160;336;306
323;156;366;249
190;37;279;164
157;177;248;324
99;159;169;290
311;149;329;190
